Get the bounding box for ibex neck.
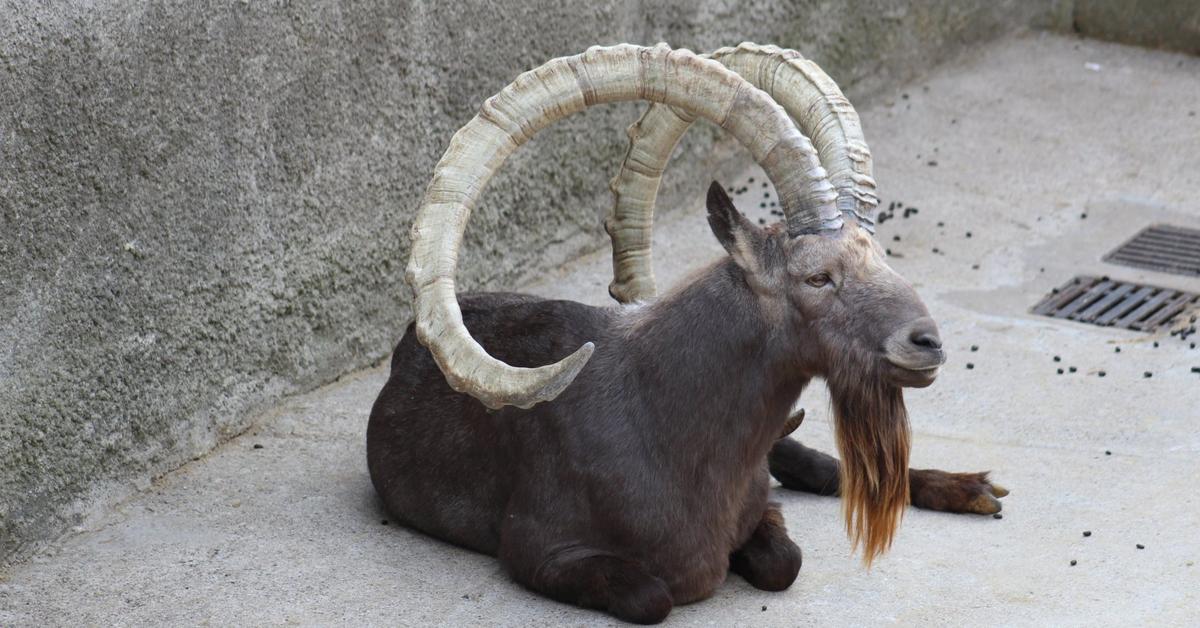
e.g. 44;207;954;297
622;259;806;462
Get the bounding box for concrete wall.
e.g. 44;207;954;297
1074;0;1200;54
0;1;1069;565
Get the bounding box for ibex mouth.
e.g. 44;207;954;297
883;358;942;388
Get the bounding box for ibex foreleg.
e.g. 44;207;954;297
768;439;1008;515
729;503;802;592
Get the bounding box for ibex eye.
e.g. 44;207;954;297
806;273;832;287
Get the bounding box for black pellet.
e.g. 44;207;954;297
253;444;263;449
893;235;901;242
758;218;766;225
965;231;972;238
1056;368;1064;375
762;606;767;612
1105;450;1112;455
937;221;945;227
381;519;389;525
1153;341;1159;348
972;264;980;270
1144;371;1152;378
748;177;755;183
1136;544;1145;550
1081;213;1088;219
927;160;938;167
966;363;974;370
1070;560;1077;566
762;182;768;188
760;203;766;208
764;191;770;198
1053;356;1062;362
885;248;892;256
1190;367;1200;374
993;513;1002;519
1098;371;1106;377
970;345;979;352
1083;531;1092;537
932;247;940;254
902;92;909;99
1068;366;1077;373
1115;347;1121;353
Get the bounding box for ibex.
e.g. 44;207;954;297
368;43;1006;624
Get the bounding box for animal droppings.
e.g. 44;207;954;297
927;160;938;167
252;444;263;449
1190;367;1200;374
1115;347;1121;353
993;513;1003;519
1098;371;1106;377
760;203;766;208
1053;356;1062;362
748;177;755;183
893;235;901;242
932;247;940;254
1080;213;1088;219
758;218;766;225
972;264;980;270
1105;450;1112;455
1056;368;1064;375
381;519;389;525
1070;559;1077;566
761;605;767;612
1083;531;1092;537
1136;544;1145;550
966;363;975;370
1068;366;1077;373
965;231;972;238
937;221;945;227
1153;341;1159;348
970;345;979;352
1143;371;1153;378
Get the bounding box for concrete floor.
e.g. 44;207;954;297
3;33;1199;626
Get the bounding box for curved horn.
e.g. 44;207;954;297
407;43;838;410
607;42;878;303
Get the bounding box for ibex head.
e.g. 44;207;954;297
704;181;943;389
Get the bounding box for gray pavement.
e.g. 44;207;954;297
2;33;1199;627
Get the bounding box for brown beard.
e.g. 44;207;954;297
828;364;911;566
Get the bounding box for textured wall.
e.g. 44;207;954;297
1073;0;1200;54
0;0;1068;565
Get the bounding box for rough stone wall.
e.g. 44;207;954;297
1073;0;1200;54
0;0;1067;565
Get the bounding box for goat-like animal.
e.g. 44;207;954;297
371;44;1006;624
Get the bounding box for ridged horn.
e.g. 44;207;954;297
607;42;878;303
406;43;838;409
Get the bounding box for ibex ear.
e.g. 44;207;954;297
706;181;766;271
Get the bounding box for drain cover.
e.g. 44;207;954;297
1032;276;1199;331
1104;224;1200;277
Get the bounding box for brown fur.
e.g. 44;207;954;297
828;359;911;565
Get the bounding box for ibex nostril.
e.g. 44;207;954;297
909;331;942;350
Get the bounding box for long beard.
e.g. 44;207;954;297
828;364;911;566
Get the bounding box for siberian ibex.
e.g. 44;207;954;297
368;43;1006;624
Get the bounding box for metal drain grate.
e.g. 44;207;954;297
1032;276;1199;331
1104;224;1200;277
